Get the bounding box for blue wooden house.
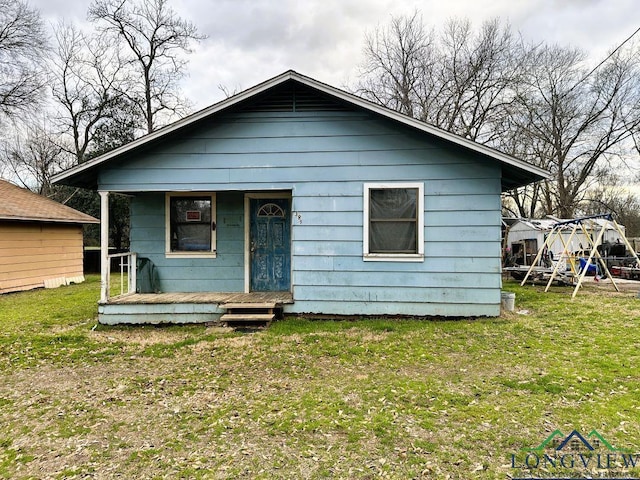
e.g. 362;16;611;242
52;71;547;324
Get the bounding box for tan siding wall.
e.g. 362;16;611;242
0;222;85;294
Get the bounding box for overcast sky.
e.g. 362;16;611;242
30;0;640;111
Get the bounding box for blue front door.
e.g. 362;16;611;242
250;198;291;292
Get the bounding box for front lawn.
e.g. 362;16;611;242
1;276;639;479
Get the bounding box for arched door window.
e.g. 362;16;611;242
257;203;285;218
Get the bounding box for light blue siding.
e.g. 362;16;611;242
129;191;245;292
296;256;501;274
283;301;498;317
112;106;503;317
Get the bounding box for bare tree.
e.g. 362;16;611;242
88;0;205;134
581;173;640;237
426;18;527;144
357;16;527;144
357;11;433;118
50;22;136;163
357;14;640;219
498;126;551;218
218;83;242;99
0;0;48;120
509;43;640;218
1;120;65;195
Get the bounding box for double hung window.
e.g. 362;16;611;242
363;183;424;261
166;193;216;257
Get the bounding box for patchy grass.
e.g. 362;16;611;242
1;276;640;479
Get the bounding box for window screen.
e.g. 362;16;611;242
369;188;419;254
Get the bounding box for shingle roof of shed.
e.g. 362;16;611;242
0;179;99;224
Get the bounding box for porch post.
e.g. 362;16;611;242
99;190;110;303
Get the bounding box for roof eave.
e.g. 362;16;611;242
290;73;550;185
0;215;99;224
52;71;300;186
52;70;550;188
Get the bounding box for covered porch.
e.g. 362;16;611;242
106;291;295;306
97;189;295;325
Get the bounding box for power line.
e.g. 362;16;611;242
567;25;640;94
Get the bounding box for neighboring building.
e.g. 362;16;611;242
52;70;548;323
0;179;99;294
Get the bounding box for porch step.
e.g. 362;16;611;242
222;302;277;310
220;302;280;327
219;313;275;322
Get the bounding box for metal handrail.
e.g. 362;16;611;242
106;252;137;298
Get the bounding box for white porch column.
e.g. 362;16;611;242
99;190;110;303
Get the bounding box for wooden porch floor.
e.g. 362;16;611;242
105;291;294;305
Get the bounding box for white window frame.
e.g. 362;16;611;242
363;182;424;262
165;192;217;258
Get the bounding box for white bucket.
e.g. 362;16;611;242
501;292;516;312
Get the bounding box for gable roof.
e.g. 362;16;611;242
0;179;99;224
52;70;549;191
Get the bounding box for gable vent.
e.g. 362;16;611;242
242;81;350;113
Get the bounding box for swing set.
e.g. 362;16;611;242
519;214;640;299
